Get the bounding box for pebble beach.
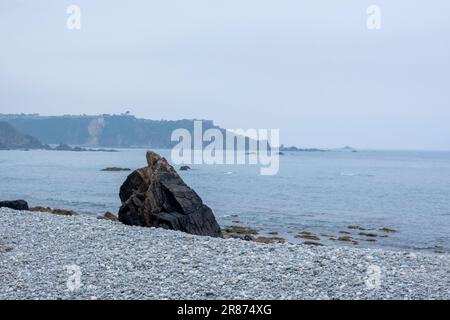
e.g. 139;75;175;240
0;208;449;300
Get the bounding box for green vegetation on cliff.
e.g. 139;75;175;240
0;114;218;148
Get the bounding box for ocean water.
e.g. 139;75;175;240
1;149;449;252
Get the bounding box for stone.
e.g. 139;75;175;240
358;232;378;237
337;235;359;245
295;233;320;241
223;226;259;235
224;233;255;241
379;227;398;233
101;167;131;172
97;212;119;221
118;151;222;237
0;200;29;211
303;241;324;246
347;225;367;230
29;206;78;216
254;236;285;244
297;231;313;236
255;237;274;244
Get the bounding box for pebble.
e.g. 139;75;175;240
0;208;449;300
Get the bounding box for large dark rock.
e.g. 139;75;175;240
118;151;222;237
0;200;29;211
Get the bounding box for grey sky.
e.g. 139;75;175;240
1;0;449;150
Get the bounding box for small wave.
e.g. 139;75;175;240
340;172;356;177
224;171;233;175
340;172;374;177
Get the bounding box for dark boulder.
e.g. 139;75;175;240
118;151;222;237
179;165;191;171
0;200;29;211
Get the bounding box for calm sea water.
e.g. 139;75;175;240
1;149;449;252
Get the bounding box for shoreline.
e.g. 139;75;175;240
1;207;449;300
18;203;447;254
11;202;435;253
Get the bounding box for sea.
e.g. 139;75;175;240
1;149;449;253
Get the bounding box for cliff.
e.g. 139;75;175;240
0;122;47;150
0;114;218;148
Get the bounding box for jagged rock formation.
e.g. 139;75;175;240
118;151;222;237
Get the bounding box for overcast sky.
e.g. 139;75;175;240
0;0;449;150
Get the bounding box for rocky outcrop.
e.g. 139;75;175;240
0;122;48;150
54;144;118;152
0;200;29;211
118;151;222;237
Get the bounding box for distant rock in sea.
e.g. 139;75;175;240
101;167;131;172
279;144;357;153
118;151;222;237
333;146;357;152
279;144;326;152
179;165;191;171
53;144;74;151
0;122;49;150
54;144;118;152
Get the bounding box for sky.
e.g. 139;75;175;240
0;0;449;150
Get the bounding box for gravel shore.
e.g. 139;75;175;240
0;208;449;300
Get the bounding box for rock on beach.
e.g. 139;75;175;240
0;200;29;211
118;151;222;237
